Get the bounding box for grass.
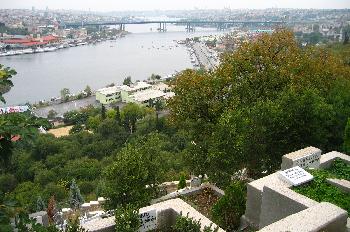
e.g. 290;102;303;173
294;159;350;213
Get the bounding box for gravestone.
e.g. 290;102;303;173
139;209;157;232
190;177;201;188
278;166;313;186
281;146;321;170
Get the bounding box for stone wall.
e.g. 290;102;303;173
243;147;350;231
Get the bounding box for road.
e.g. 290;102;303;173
33;96;101;118
192;42;216;70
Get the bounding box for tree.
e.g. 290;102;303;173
121;103;145;133
101;105;106;120
47;196;56;224
68;179;84;210
168;29;350;181
0;64;16;103
60;88;70;102
177;173;186;189
123;76;132;86
36;196;46;211
114;204;140;232
115;106;121;125
211;181;246;231
84;85;92;96
102;133;166;209
47;110;58;120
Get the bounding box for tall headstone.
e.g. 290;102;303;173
281;146;321;170
139;209;157;232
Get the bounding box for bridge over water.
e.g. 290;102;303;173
63;20;285;32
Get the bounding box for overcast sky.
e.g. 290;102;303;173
2;0;350;11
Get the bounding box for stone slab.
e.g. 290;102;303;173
281;146;321;170
278;166;313;186
259;184;318;228
244;173;292;229
327;178;350;193
320;151;350;169
82;198;224;232
258;202;348;232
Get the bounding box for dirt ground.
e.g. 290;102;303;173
48;125;73;137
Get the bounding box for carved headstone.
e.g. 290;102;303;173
139;209;157;232
279;166;313;186
281;147;321;170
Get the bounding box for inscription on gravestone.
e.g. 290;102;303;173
139;209;157;232
293;153;321;169
279;166;313;186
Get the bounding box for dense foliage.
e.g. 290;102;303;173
173;213;219;232
114;204;140;232
211;181;246;231
168;29;350;185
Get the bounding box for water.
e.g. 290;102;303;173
1;24;224;106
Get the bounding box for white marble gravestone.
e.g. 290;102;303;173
139;209;157;232
279;166;313;186
281;147;321;170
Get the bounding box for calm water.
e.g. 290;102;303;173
1;24;224;106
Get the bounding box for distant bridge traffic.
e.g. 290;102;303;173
63;20;285;31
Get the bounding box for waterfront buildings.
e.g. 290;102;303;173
95;81;174;106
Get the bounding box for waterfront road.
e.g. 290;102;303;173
192;42;216;70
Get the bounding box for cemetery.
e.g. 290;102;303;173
27;147;350;231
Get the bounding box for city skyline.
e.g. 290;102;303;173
2;0;350;11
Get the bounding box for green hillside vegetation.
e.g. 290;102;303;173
0;29;350;231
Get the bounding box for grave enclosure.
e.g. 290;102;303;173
243;146;350;232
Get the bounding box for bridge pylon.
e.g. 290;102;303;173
186;23;195;32
119;23;125;31
158;22;167;32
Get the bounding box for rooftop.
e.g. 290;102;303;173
119;81;151;92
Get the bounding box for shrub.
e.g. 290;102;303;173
78;181;95;195
173;213;219;232
0;174;17;193
178;172;186;190
114;204;140;232
211;181;246;231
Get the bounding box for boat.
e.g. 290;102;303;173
44;47;57;52
35;47;44;53
14;50;23;55
6;51;16;56
22;48;34;54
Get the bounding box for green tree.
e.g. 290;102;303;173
69;179;84;210
211;181;246;231
168;29;350;181
121;103;145;133
47;110;58;120
84;85;92;96
177;172;186;189
114;204;140;232
123;76;132;86
102;134;166;209
0;64;16;103
60;88;70;102
101;105;106;120
36;196;46;211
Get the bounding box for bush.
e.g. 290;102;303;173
79;181;95;195
115;204;140;232
178;172;186;190
173;213;219;232
0;174;17;193
211;181;246;231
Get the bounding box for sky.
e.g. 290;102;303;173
2;0;350;11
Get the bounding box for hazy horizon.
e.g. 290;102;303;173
1;0;350;12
